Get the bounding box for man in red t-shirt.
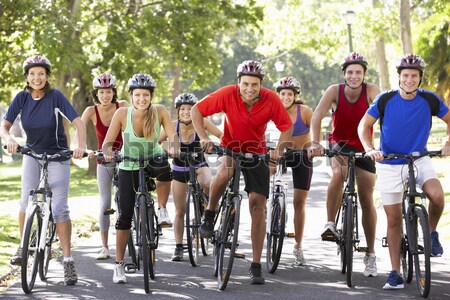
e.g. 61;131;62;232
191;60;292;284
308;52;380;278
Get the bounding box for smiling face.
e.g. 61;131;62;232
96;88;114;106
131;88;152;110
26;66;48;90
278;88;296;109
343;64;365;88
178;104;193;123
238;75;262;105
399;68;421;95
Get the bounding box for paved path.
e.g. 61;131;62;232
2;158;450;299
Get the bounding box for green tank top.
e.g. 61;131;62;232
120;106;164;171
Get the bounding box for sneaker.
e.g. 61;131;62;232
293;248;306;266
321;222;337;241
431;231;444;257
171;247;184;262
363;253;378;277
249;263;265;284
383;270;404;290
63;260;78;285
157;207;173;227
113;261;127;284
199;210;215;238
96;247;111;260
10;247;22;266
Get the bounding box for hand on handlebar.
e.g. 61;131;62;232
200;138;214;154
307;141;324;158
364;149;384;162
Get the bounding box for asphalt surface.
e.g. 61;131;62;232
2;157;450;299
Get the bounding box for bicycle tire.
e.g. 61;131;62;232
186;186;200;266
128;213;138;267
337;205;346;274
39;213;56;281
21;205;41;294
147;202;158;280
139;195;151;294
401;233;413;283
412;205;431;297
217;197;241;291
344;195;355;287
266;194;286;273
199;192;210;257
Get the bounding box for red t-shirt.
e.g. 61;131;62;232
196;85;292;153
328;83;372;151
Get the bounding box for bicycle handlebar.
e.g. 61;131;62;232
383;150;442;161
6;145;88;161
325;149;367;158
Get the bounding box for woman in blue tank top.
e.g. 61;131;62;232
159;93;222;261
273;76;313;266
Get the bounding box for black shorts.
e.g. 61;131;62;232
229;154;270;198
332;142;376;174
172;161;208;183
284;149;313;190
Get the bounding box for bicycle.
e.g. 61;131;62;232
322;149;368;287
181;151;210;267
13;146;86;294
112;153;166;294
266;154;288;274
381;151;441;298
211;146;268;290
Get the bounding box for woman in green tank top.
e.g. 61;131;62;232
102;73;179;284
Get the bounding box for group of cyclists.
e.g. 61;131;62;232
1;52;449;292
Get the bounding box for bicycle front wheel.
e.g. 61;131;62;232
217;197;241;290
139;195;151;294
412;205;431;297
186;186;200;266
147;202;158;280
21;205;41;294
344;196;355;287
266;195;286;273
401;233;413;283
199;192;211;256
39;213;56;281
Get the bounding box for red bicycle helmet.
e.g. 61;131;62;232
276;77;301;94
341;52;368;71
93;74;117;89
396;54;425;73
237;60;265;79
23;55;52;75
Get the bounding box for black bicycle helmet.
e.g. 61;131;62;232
175;93;198;109
341;52;368;72
237;60;265;79
127;73;156;91
23;55;52;75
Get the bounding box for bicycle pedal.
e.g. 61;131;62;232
357;247;368;253
103;208;116;215
321;234;337;242
234;252;245;259
286;232;295;238
124;263;137;274
160;223;172;228
382;237;388;247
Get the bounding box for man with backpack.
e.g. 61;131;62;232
358;54;450;290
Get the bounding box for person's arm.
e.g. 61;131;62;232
0;119;19;154
158;106;180;157
191;104;213;152
440;111;450;156
366;83;381;104
72;117;87;159
102;107;126;157
357;112;383;161
204;118;223;140
118;100;130;108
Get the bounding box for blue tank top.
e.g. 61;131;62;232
292;105;309;136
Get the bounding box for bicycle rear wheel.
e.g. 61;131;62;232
266;195;286;273
217;197;241;290
39;214;56;281
344;196;355;287
412;205;431;297
21;205;41;294
186;186;200;266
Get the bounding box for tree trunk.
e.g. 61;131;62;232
375;36;390;90
170;65;182;120
400;0;413;54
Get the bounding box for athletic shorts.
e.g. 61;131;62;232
376;156;437;205
284;149;313;190
332;142;376;174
